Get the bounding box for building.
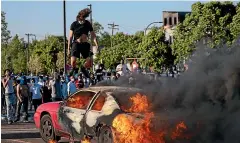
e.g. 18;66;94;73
163;11;191;44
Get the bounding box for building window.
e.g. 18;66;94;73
174;17;177;25
169;17;172;25
164;18;167;26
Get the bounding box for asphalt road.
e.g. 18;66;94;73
1;119;97;143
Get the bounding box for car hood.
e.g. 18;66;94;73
37;101;62;112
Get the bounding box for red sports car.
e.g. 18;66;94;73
34;86;143;143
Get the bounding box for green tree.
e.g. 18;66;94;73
1;11;11;45
230;2;240;41
138;27;172;72
30;35;64;74
1;35;27;74
92;21;104;36
98;31;111;47
172;1;238;63
28;54;44;75
95;32;143;69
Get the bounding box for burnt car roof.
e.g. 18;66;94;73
86;86;143;93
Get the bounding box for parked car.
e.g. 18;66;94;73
34;86;144;143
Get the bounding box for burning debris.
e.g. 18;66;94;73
48;139;57;143
81;136;91;143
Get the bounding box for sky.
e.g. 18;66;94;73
1;1;197;41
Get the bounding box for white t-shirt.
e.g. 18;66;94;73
30;84;42;99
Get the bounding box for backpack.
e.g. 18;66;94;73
20;84;29;98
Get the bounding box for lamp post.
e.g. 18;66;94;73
144;21;163;35
88;4;94;71
63;0;67;75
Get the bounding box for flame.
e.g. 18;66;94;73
171;121;191;140
81;137;91;143
92;95;105;111
127;93;150;113
112;93;190;143
67;94;93;109
48;140;57;143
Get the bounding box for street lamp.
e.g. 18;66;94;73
87;4;93;24
144;21;163;35
87;4;94;71
63;0;67;75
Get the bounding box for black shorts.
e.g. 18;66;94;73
71;42;92;59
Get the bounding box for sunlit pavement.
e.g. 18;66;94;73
1;121;97;143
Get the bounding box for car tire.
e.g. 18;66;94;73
40;114;59;143
98;126;114;143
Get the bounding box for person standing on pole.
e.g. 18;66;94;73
67;8;98;78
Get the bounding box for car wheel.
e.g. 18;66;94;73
40;114;59;142
98;126;114;143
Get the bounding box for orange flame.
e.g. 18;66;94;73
112;93;190;143
171;121;190;140
81;137;91;143
92;95;105;111
48;139;57;143
67;94;93;109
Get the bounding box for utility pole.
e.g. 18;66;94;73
25;33;35;75
63;0;67;75
108;22;119;47
87;4;94;71
87;4;92;24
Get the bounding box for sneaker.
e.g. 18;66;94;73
23;120;29;123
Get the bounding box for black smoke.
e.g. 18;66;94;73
97;39;240;143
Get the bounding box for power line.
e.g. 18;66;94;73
108;22;119;36
108;22;119;47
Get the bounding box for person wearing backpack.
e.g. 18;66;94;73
15;76;29;122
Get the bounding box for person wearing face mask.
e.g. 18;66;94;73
68;8;98;78
67;76;77;95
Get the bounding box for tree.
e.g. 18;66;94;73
172;1;238;63
98;31;111;47
230;3;240;41
56;51;64;71
95;32;143;69
138;27;173;72
1;35;27;74
28;55;44;75
30;35;64;74
92;21;104;36
1;11;11;46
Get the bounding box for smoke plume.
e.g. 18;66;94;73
97;39;240;143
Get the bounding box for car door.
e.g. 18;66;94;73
59;90;97;139
84;92;121;136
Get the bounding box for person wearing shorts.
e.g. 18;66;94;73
68;8;98;77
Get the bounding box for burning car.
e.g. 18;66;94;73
34;86;151;143
34;86;190;143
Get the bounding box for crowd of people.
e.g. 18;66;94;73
1;66;121;125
